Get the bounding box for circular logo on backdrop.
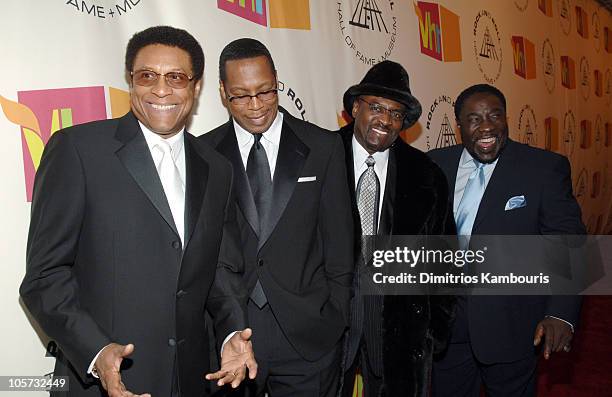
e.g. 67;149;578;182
277;80;309;121
64;0;143;20
558;0;572;35
594;114;603;154
425;94;458;150
575;168;588;207
514;0;529;11
473;10;503;84
592;11;602;52
518;105;538;146
580;57;590;100
337;0;398;66
541;39;556;93
563;110;577;158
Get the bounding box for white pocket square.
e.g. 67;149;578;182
505;195;526;211
297;176;317;182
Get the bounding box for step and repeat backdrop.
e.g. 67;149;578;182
1;0;610;393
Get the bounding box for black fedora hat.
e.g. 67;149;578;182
343;60;422;129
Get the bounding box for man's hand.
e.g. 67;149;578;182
94;343;150;397
205;328;258;388
533;317;573;360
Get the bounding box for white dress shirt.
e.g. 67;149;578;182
141;122;186;243
234;111;283;177
351;135;389;231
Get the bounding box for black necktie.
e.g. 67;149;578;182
247;133;273;233
246;133;272;308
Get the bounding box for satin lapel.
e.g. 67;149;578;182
378;148;395;235
472;141;517;232
114;113;178;237
441;146;463;211
258;122;309;250
216;124;259;237
183;135;209;247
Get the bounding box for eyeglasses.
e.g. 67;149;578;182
358;98;407;122
131;69;194;89
227;89;278;105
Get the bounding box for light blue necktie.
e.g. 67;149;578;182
455;160;486;246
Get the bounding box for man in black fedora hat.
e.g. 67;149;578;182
337;60;456;396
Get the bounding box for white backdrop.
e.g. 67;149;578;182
1;1;610;394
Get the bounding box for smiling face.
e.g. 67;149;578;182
220;56;278;135
129;44;201;138
352;95;406;154
457;92;509;163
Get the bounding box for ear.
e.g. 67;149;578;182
219;80;227;102
351;99;360;118
194;79;203;96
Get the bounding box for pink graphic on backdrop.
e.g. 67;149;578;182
218;0;267;26
17;86;107;200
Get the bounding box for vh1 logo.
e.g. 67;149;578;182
0;86;129;201
511;36;536;79
413;1;461;62
575;6;589;38
544;117;559;152
538;0;553;16
580;120;592;149
594;70;603;97
561;56;576;89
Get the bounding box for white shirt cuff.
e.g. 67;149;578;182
220;331;239;356
87;344;111;378
546;315;574;333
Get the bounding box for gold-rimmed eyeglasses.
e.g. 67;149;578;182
131;69;194;89
358;98;407;122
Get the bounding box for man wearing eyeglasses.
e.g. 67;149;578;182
201;38;353;396
20;26;256;397
337;61;456;397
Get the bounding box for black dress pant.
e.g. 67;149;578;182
341;342;383;397
223;300;341;397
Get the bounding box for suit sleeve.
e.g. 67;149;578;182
206;166;248;347
20;131;110;381
540;155;585;326
428;164;457;353
319;134;354;324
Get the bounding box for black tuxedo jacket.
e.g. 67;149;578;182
429;139;585;364
20;112;247;396
339;124;456;397
201;108;354;361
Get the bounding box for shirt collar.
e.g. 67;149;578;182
459;148;499;168
140;121;185;161
352;134;389;173
234;111;283;149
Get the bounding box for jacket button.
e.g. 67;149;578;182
258;259;264;267
412;304;422;315
171;241;181;249
168;338;176;346
176;290;187;298
412;349;423;360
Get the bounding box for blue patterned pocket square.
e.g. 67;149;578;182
505;195;526;211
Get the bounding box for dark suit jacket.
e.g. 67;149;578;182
20;112;247;397
429;139;585;364
201;107;354;361
339;124;456;397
